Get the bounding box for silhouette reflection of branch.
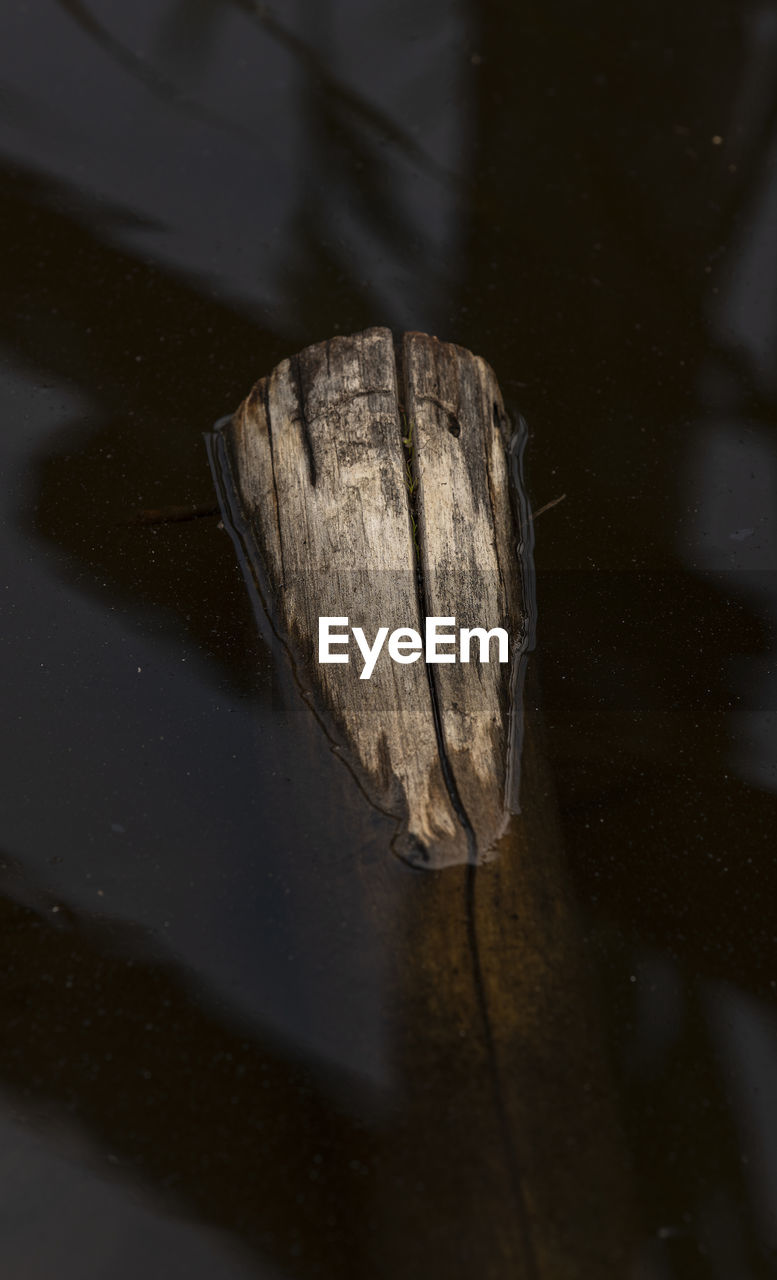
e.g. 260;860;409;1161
53;0;272;148
0;161;285;695
238;0;460;190
266;0;447;342
153;0;228;85
0;855;376;1279
54;0;457;192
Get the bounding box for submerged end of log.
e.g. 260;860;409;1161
207;331;639;1276
209;328;533;868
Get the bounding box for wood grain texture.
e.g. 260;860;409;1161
216;326;528;867
404;330;526;855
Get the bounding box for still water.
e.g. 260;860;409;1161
1;1;777;1275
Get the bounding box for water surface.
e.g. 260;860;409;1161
2;2;777;1275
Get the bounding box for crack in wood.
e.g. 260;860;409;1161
396;335;479;862
291;352;318;488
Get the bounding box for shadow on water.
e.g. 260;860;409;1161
0;160;287;694
0;853;378;1279
3;0;777;1273
455;20;777;1260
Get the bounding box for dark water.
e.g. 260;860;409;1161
1;1;777;1275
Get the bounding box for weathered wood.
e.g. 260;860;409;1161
405;330;528;854
210;329;637;1277
214;326;529;867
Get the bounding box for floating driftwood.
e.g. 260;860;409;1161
209;329;636;1277
212;327;532;867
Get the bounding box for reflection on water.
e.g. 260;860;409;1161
0;1113;262;1280
1;0;777;1274
0;853;381;1277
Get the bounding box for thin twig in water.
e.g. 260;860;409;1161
530;493;566;521
123;503;220;526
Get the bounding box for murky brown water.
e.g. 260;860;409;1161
1;2;777;1275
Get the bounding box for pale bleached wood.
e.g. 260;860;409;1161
404;331;525;856
216;326;532;866
219;327;467;866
